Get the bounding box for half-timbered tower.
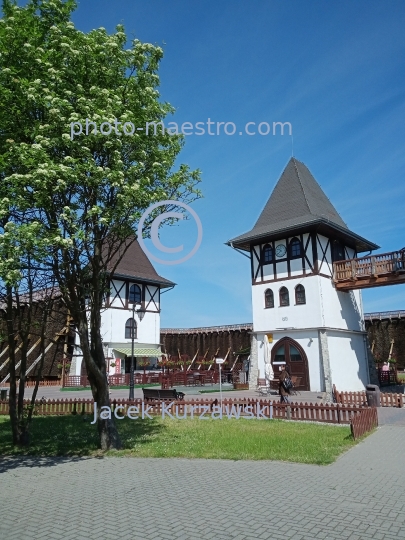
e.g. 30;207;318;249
228;157;379;394
72;240;174;376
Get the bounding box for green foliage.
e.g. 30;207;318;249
0;0;201;281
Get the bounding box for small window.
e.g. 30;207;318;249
279;287;289;306
290;345;302;362
274;345;285;363
295;284;306;305
129;284;142;304
290;237;302;258
125;318;137;339
332;241;345;262
265;289;274;308
262;244;273;264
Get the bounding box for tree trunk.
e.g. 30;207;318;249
77;316;122;450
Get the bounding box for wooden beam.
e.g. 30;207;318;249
335;274;405;291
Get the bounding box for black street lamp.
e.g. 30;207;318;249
129;301;145;400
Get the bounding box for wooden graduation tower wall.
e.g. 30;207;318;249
228;158;379;393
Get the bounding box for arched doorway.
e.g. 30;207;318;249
271;337;310;391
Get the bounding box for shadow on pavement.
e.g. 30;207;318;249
0;454;94;474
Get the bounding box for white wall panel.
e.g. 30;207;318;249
328;332;369;391
275;261;288;279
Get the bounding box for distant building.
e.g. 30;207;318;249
227;157;379;394
72;240;174;377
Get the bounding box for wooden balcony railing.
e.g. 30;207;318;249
333;249;405;291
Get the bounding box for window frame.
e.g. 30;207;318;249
295;284;306;305
279;286;289;307
129;284;142;304
264;288;274;309
289;237;302;259
262;244;273;265
125;318;137;339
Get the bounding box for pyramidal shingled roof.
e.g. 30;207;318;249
255;157;347;230
106;238;175;288
228;157;378;252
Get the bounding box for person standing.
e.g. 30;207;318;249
279;364;290;403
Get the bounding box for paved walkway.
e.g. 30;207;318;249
21;385;325;402
378;407;405;426
1;425;404;540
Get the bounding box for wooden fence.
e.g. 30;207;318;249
350;407;378;440
1;379;61;388
63;371;222;388
333;386;404;408
24;379;61;387
0;397;369;425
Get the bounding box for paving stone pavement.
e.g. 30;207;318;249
1;425;404;540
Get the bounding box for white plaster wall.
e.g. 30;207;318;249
109;279;126;308
144;284;160;310
290;258;303;276
252;246;260;280
318;279;364;331
100;308;160;345
253;275;364;334
317;234;332;276
262;262;274;280
252;275;324;332
328;331;369;391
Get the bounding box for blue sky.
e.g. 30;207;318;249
73;1;404;326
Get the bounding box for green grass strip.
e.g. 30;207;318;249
0;415;364;465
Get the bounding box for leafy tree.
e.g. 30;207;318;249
0;0;201;449
0;220;59;445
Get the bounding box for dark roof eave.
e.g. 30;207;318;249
107;272;176;288
227;219;379;253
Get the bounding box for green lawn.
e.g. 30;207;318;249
0;415;361;465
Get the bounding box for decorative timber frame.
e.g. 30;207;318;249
251;232;357;286
105;278;161;313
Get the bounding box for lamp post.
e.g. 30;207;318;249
215;358;225;409
129;302;142;401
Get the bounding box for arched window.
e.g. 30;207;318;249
264;289;274;308
262;244;273;264
295;284;306;305
279;286;289;306
125;318;137;339
289;237;302;258
129;284;141;304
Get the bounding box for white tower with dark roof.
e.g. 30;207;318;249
73;239;174;377
228;158;379;394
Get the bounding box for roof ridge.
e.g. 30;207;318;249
292;157;312;214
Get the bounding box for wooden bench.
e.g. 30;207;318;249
142;388;185;401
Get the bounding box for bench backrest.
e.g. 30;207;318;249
142;388;177;399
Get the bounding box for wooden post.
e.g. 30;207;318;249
371;256;376;276
187;349;199;372
62;356;66;388
351;259;357;280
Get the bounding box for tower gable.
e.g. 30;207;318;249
254;158;347;232
227;157;378;253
